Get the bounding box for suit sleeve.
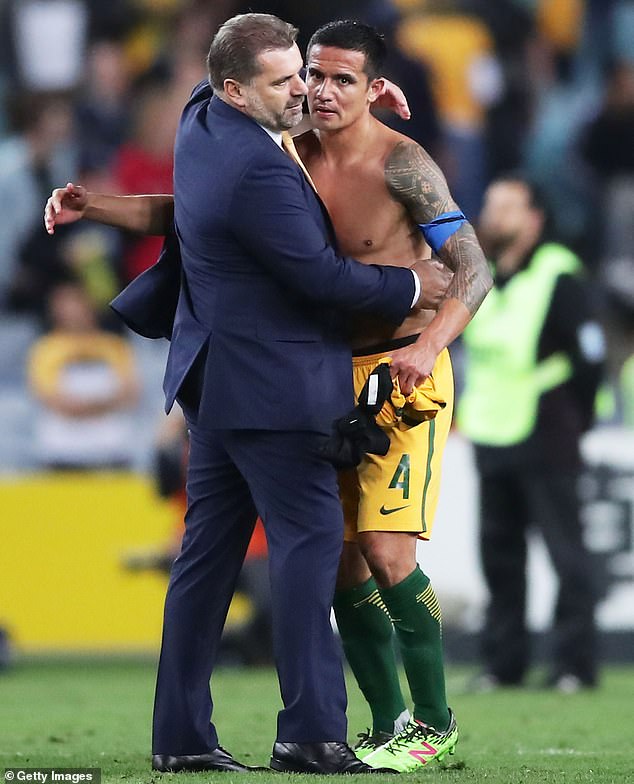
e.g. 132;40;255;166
227;155;415;325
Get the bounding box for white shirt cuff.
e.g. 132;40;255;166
410;269;421;308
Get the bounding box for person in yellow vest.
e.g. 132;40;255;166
458;175;605;692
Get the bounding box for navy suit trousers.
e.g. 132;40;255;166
152;424;348;754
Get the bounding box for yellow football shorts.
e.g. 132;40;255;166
340;346;454;541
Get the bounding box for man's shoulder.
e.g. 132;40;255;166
178;80;213;121
370;113;420;151
383;127;424;163
179;99;282;172
364;120;427;181
189;79;212;101
378;125;442;204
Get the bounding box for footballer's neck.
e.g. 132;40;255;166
316;111;380;166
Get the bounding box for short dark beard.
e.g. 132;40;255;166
480;231;517;260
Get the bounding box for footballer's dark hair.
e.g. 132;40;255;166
207;13;298;90
307;20;386;80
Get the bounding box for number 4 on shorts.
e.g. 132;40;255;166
388;454;410;499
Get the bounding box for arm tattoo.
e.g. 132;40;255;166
385;141;492;314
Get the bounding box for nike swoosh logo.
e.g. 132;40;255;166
379;504;410;515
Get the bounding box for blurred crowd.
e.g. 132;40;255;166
0;0;633;471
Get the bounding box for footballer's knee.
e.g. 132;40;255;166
359;531;417;589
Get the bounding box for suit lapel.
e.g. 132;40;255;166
281;131;338;250
282;131;320;193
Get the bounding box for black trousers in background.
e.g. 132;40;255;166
479;469;599;685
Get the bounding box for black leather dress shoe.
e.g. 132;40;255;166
270;742;398;774
152;747;267;772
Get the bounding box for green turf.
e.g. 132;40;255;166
0;660;632;783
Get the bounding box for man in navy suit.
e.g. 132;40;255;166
93;13;437;775
43;15;480;772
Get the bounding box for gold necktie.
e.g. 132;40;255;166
281;131;319;193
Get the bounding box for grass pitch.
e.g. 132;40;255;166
0;659;631;783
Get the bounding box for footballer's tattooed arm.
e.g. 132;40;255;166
384;141;493;392
385;141;492;314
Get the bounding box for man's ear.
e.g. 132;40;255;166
367;77;385;104
224;79;247;107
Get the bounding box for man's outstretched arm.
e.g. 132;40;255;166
44;183;174;236
385;141;493;392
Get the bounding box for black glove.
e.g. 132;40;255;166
321;363;393;469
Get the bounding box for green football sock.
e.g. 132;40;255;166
379;567;450;731
334;577;407;734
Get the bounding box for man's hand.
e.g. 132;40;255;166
411;258;453;310
44;182;88;234
374;78;411;120
389;332;440;395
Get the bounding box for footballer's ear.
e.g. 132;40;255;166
372;78;411;119
368;77;385;104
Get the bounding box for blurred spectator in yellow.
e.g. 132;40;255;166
0;93;76;310
28;282;139;469
395;0;503;218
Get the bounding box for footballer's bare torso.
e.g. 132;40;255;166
295;126;445;350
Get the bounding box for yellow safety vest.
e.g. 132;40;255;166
458;243;582;446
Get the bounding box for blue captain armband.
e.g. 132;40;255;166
418;210;466;254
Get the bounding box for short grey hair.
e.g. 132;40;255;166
207;13;299;91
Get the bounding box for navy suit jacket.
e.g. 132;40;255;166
113;82;415;432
